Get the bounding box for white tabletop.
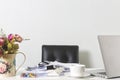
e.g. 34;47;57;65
0;68;120;80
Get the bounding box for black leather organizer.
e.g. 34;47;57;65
42;45;79;63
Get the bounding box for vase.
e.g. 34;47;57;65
0;52;26;77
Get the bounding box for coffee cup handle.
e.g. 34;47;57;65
16;52;26;73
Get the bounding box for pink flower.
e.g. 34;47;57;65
8;34;14;41
0;63;7;74
14;34;23;42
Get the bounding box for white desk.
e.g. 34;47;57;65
0;68;120;80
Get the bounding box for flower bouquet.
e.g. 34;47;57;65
0;29;23;56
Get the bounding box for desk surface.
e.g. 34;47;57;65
0;68;120;80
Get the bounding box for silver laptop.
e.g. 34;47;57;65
98;35;120;79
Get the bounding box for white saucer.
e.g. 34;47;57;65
65;73;90;78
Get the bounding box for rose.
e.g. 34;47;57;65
0;63;7;74
14;34;23;42
8;34;14;41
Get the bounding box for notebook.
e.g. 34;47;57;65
97;35;120;78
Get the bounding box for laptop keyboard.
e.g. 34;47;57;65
91;72;107;78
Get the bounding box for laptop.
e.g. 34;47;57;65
97;35;120;79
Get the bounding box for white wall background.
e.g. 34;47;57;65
0;0;120;68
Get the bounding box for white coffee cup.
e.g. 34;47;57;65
70;64;85;77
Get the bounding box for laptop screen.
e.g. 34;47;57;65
98;35;120;78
